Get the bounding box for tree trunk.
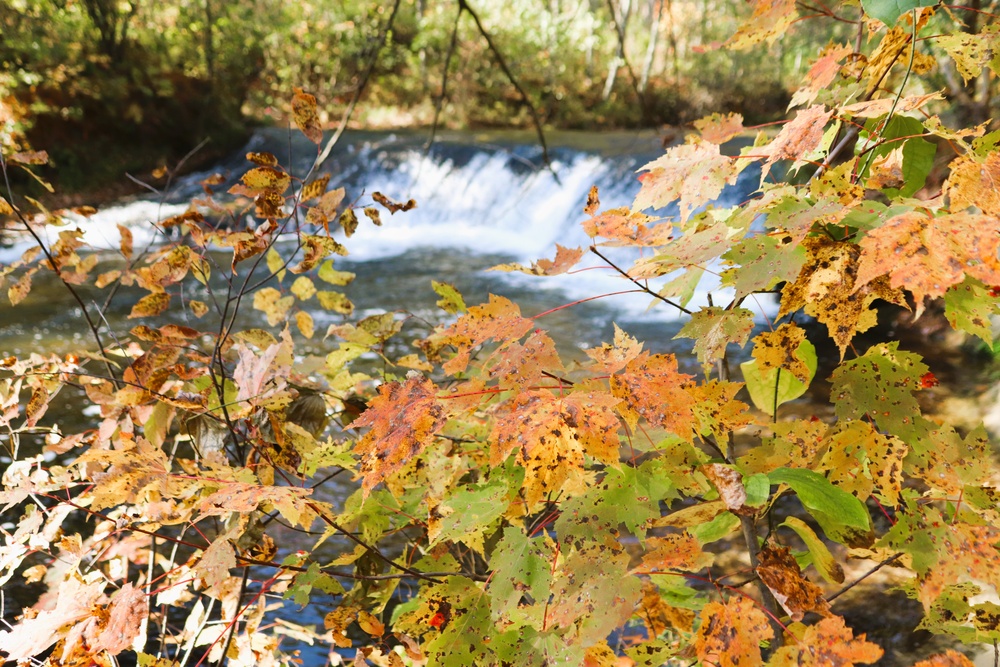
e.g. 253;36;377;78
639;0;662;92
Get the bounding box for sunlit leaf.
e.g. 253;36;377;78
292;88;323;144
694;596;773;667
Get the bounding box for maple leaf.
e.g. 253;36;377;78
831;341;928;444
352;375;446;494
633;139;743;222
908;425;992;496
610;351;697;439
674;306;755;373
694;112;745;144
546;544;640;644
92;583;148;655
585;324;645;374
638;581;696;636
756;544;831;621
887;509;1000;611
758;105;834;181
694;596;773;667
490;389;620;506
486;329;563;389
841;92;944;119
583;207;673;246
0;574;106;661
490;244;584;275
721;234;808;300
636;220;738;278
780;236;907;357
395;577;495;665
825;420;907;506
196;533;237;590
946;150;1000;217
855;211;1000;317
767;616;883;666
233;340;290;411
197;482;313;527
726;0;797;48
944;277;998;344
790;43;853;107
751;323;813;382
76;437;171;510
633;532;713;574
488;527;554;626
689;380;753;445
437;294;535;374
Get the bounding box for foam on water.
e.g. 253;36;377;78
2;128;768;321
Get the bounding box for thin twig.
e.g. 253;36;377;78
459;0;557;177
589;245;692;315
826;552;905;602
309;0;404;177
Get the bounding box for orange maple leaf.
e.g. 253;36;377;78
486;329;564;389
490;389;620;506
632;532;713;574
694;596;773;667
633;140;742;223
758;105;833;180
767;616;883;666
436;294;535;374
352;375;446;494
610;352;697;439
854;212;1000;317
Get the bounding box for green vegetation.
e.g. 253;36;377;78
1;0;851;193
7;2;1000;667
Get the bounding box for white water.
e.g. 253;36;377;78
3;129;766;322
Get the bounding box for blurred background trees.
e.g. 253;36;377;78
0;0;882;190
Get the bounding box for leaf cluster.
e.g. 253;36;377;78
4;4;1000;667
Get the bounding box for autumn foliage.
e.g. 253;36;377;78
5;2;1000;666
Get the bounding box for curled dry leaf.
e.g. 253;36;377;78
756;544;832;621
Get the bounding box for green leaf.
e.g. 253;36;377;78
769;467;871;544
944;277;996;345
744;473;771;507
689;511;740;544
429;481;509;551
720;235;807;300
859;115;935;197
555;460;677;541
675;306;755;372
488;527;553;627
781;516;845;584
432;280;466;314
284;562;345;605
740;337;817;415
830;341;928;443
861;0;936;26
417;577;496;667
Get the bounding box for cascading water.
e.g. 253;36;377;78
1;127;763;355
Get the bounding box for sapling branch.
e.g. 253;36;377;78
589;245;692;315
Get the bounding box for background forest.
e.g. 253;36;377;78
1;0;854;191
